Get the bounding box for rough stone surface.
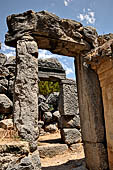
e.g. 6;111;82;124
0;53;7;66
60;115;80;129
61;128;81;145
75;56;108;169
38;144;68;158
52;111;61;121
5;10;98;56
38;58;65;73
0;94;13;114
38;94;46;104
0;119;13;129
14;37;39;152
39;102;49;112
6;149;41;170
46;92;59;110
45;123;58;133
0;141;30;170
59;79;78;116
43;112;52;123
0;78;8;94
84;142;108;170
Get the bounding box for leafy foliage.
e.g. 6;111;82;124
39;81;60;96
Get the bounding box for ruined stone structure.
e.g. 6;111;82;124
1;10;113;169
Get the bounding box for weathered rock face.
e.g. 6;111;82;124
5;10;98;56
61;128;81;145
14;36;39;152
38;58;65;73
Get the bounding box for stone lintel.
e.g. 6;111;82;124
60;79;76;85
5;10;98;56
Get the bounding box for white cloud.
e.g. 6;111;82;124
64;0;72;7
38;49;62;59
77;8;96;25
62;63;73;75
1;43;16;57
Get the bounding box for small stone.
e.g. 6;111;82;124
45;123;58;133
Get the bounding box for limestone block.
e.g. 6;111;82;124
84;142;108;170
14;38;39;152
38;144;68;158
59;79;78;116
61;128;81;145
5;11;98;56
75;56;106;143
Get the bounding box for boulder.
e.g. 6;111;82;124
43;112;52;123
0;119;13;129
39;102;49;112
0;94;13;114
61;128;81;145
45;123;58;133
46;92;59;110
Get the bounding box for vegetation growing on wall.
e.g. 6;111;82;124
39;81;60;96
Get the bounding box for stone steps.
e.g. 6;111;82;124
38;143;68;158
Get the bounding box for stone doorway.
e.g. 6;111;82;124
2;9;110;170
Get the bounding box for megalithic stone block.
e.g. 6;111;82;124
75;56;108;169
14;35;39;152
59;79;78;116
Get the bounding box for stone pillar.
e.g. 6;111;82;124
75;56;108;170
59;79;81;145
14;35;39;152
97;59;113;169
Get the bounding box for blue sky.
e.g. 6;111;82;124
0;0;113;79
